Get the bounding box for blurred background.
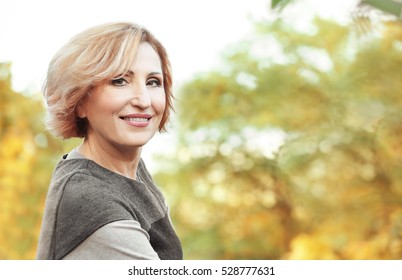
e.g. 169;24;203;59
1;0;402;259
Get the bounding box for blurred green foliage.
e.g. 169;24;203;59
272;0;402;18
154;18;402;259
1;11;402;260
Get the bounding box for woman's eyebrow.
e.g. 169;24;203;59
148;71;163;76
113;70;134;79
120;70;162;77
124;70;134;77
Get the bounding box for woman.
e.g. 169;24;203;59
36;22;182;260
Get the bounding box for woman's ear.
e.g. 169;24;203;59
76;100;87;118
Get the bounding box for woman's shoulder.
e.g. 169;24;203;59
52;154;92;179
53;154;116;185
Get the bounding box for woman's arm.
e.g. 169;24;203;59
62;220;160;260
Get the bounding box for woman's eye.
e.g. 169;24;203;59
147;79;162;87
111;77;128;86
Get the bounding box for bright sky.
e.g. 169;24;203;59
0;0;269;92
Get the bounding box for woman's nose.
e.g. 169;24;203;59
130;85;151;109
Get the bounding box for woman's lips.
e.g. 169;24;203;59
120;114;152;127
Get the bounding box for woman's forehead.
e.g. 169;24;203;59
125;42;163;74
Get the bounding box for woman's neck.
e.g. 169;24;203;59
77;138;142;180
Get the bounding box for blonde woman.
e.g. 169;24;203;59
36;22;182;260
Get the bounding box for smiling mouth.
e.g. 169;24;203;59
121;117;150;122
119;114;152;127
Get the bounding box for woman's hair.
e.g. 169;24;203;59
43;22;173;138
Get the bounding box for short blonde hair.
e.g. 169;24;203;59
43;22;174;138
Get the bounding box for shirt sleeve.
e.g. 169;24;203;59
62;220;160;260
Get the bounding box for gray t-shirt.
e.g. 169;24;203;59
36;150;182;260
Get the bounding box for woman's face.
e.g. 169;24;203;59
78;42;166;151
